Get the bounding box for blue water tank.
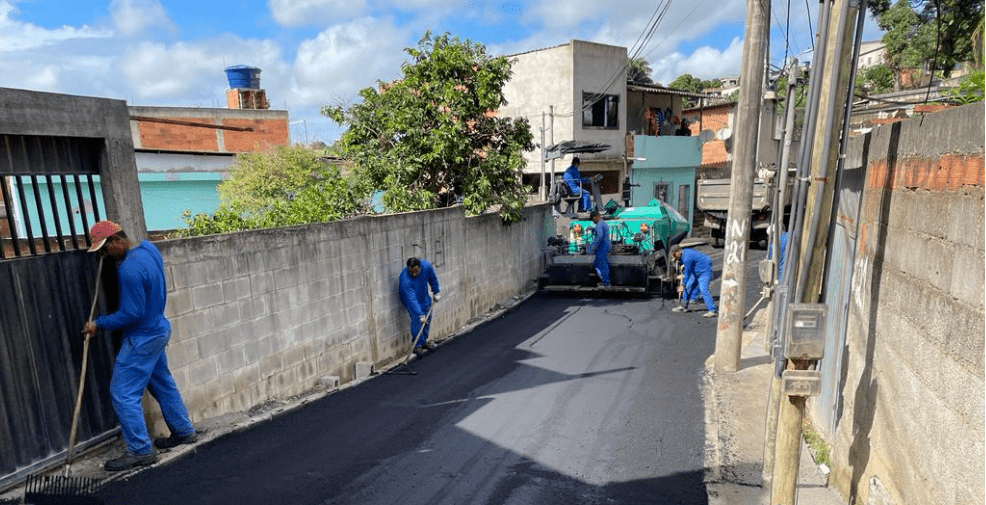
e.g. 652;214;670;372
225;65;261;89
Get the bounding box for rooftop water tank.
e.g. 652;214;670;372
225;65;261;89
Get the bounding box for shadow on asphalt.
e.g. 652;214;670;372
95;293;710;505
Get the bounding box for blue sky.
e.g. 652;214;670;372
0;0;883;144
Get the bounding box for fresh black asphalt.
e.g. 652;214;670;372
96;245;765;505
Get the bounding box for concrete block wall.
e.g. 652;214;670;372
827;103;985;505
141;204;553;432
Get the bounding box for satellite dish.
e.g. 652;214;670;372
698;129;715;143
718;127;732;140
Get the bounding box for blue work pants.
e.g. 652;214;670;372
110;330;195;455
594;251;611;286
408;306;432;347
684;270;717;313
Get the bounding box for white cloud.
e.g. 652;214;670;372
110;0;178;37
116;37;288;103
651;37;745;85
268;0;367;27
289;17;411;106
0;0;112;52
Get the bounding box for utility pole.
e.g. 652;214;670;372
714;0;770;372
769;0;863;502
761;60;801;490
540;112;547;201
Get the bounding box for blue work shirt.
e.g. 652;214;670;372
563;164;589;195
589;219;611;255
95;240;170;339
681;247;713;283
398;259;440;318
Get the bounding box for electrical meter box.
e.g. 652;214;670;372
782;369;822;396
784;303;827;360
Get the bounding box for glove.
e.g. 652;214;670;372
433;293;441;303
419;314;428;323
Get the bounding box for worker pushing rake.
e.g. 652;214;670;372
387;257;442;375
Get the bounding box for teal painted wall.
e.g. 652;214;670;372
630;135;702;233
11;172;223;235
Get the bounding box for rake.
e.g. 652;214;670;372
385;303;435;376
24;258;105;505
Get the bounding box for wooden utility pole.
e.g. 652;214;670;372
769;0;862;502
714;0;770;372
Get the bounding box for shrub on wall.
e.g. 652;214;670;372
175;145;368;237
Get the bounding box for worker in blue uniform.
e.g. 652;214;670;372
768;229;789;282
670;244;717;317
563;156;592;212
588;210;611;288
82;220;197;472
398;257;441;354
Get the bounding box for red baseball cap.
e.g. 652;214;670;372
88;220;122;253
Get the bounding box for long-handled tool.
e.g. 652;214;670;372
25;258;104;505
384;303;434;376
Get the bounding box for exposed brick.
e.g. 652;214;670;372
222;119;289;152
137;119;220;152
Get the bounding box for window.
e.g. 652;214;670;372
582;92;619;129
654;183;669;203
677;184;691;219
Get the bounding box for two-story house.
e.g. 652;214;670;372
500;39;711;231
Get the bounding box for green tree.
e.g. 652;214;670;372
175;145;364;237
323;32;535;223
855;64;895;95
877;0;983;88
628;57;654;84
669;74;721;106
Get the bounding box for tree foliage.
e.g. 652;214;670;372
669;74;721;106
628;57;654;84
855;64;895;95
323;32;535;223
175;145;365;237
876;0;983;87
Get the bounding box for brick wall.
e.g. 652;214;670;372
827;103;985;505
684;104;731;168
135;117;289;153
143;204;553;432
136;119;221;152
129;106;290;155
222;118;290;153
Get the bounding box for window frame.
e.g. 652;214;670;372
582;92;620;130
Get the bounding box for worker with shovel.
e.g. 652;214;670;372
398;257;441;355
82;221;197;472
670;244;718;318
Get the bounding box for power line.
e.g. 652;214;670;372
582;0;675;110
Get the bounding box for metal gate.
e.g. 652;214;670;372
0;134;121;491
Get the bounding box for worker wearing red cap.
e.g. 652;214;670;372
82;220;197;471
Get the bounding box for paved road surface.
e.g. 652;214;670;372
97;245;764;505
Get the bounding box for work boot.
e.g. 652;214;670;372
104;451;157;472
154;431;198;449
412;346;427;356
423;342;437;351
672;306;689;313
702;311;718;318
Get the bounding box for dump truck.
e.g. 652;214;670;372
696;169;794;247
540;175;690;295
